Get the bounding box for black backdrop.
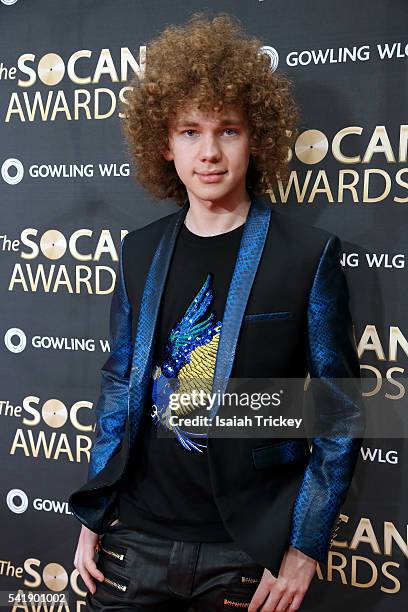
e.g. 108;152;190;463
1;1;407;610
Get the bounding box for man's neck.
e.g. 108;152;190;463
184;194;251;237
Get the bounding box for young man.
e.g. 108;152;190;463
69;13;364;611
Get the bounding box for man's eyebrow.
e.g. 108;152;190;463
175;118;245;127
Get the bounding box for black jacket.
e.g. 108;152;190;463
68;194;364;577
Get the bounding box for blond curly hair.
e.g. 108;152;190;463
120;11;300;206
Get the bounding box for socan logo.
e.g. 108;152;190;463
7;488;29;514
1;158;24;185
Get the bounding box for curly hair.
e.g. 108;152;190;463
120;11;300;206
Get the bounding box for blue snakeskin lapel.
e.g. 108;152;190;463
208;197;271;420
127;194;271;443
127;200;189;446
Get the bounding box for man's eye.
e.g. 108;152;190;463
182;128;238;137
224;128;238;136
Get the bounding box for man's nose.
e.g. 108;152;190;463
199;134;221;160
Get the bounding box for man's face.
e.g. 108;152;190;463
163;104;251;207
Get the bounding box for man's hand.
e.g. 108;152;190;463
73;525;104;595
248;546;317;611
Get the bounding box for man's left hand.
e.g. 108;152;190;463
248;545;317;611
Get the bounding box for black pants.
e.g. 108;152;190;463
86;519;265;610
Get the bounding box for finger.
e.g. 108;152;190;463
85;557;104;582
259;588;283;612
288;591;304;610
78;564;97;595
248;581;270;611
276;590;294;611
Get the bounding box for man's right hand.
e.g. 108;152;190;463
74;525;105;595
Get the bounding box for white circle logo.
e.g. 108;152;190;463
7;489;28;514
2;158;24;185
1;0;19;6
259;46;279;72
4;328;27;353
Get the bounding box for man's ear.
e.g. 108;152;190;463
162;135;174;161
162;148;174;161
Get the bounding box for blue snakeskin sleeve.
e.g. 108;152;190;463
87;234;133;479
288;235;365;562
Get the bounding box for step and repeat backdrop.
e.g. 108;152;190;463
1;1;407;610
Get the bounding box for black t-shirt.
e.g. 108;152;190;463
118;219;245;541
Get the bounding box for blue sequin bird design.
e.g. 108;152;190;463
151;272;222;453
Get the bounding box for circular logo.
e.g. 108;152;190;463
40;230;67;260
295;129;329;164
42;399;68;428
43;563;69;591
7;489;28;514
259;46;279;72
1;158;24;185
1;0;19;5
4;328;27;353
38;53;65;86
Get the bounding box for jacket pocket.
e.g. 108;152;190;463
98;569;130;596
224;593;254;608
99;541;127;567
244;311;292;321
252;439;310;470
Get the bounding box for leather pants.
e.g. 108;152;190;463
86;519;265;610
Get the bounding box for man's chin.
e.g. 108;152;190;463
185;184;244;205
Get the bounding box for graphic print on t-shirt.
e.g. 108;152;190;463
151;272;222;453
